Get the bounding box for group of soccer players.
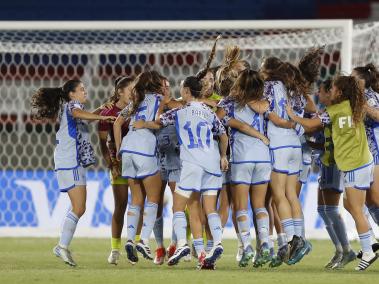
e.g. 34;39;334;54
30;37;379;271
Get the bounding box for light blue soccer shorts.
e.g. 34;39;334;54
230;162;271;185
343;161;374;190
270;147;302;176
121;152;159;179
319;163;344;193
56;166;86;192
176;161;222;198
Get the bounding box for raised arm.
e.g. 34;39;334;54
72;108;115;122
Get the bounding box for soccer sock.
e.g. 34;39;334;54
173;211;187;247
111;238;121;251
318;205;342;252
193;238;205;256
359;231;374;254
269;235;275;256
171;223;177;245
127;205;141;242
254;208;269;246
324;205;350;252
277;233;287;248
280;218;294;242
293;218;304;238
368;205;379;226
236;210;251;249
153;216;164;248
141;202;158;244
207;212;223;245
237;232;243;247
364;205;377;244
206;239;214;253
59;211;79;249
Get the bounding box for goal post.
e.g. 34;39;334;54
0;19;378;238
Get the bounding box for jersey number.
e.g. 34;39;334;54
183;121;211;149
135;106;147;120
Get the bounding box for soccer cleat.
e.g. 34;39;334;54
53;245;77;267
108;250;120;265
136;241;153;260
239;245;254;267
166;244;176;259
154;247;166;265
125;240;139;264
288;236;311;265
168;244;191;266
253;243;272;268
270;245;289;268
355;253;378;271
356;243;379;259
204;243;224;267
236;245;244;262
333;250;356;269
324;251;343;269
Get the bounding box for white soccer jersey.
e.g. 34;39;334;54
120;93;161;157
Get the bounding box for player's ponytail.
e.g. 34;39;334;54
196;35;221;81
353;63;379;93
31;79;81;120
333;75;365;124
231;69;264;107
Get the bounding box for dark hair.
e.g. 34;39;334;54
333;75;365;123
108;76;134;103
321;78;332;93
260;57;283;80
231;69;264;107
196;35;221;81
31;79;81;120
298;47;323;85
129;70;162;116
353;63;379;93
183;76;202;98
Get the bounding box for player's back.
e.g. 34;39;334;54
176;101;221;175
230;102;269;163
121;93;161;156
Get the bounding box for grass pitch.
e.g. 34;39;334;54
1;238;378;284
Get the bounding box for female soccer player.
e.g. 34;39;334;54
286;79;356;269
30;79;115;266
263;62;313;266
98;76;134;265
353;64;379;226
114;70;163;264
134;76;228;269
287;75;378;271
221;69;272;267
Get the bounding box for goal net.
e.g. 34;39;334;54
0;20;378;238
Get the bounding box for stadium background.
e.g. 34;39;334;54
1;0;379;239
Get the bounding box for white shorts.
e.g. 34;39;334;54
231;162;271;185
176;161;222;198
122;152;159;179
56;166;86;192
319;163;344;193
270;147;302;175
161;168;181;183
343;161;374;190
299;162;312;184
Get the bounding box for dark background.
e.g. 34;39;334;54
0;0;377;21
